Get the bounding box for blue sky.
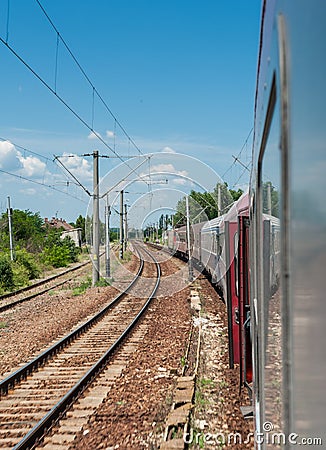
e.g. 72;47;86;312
0;0;261;227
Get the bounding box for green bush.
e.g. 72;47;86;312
15;249;41;279
0;255;14;291
42;245;71;268
41;230;79;268
61;236;79;263
12;261;30;288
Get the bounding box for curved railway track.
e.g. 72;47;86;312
0;243;160;450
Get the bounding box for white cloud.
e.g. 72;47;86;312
106;130;115;138
0;140;47;178
149;163;188;178
20;155;47;177
162;146;176;153
60;153;92;182
88;131;102;140
173;177;188;185
19;187;36;196
0;140;23;171
137;163;189;187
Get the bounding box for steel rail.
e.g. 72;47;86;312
0;252;144;397
0;261;89;301
0;253;105;313
11;243;160;450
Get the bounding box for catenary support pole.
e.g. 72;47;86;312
119;190;124;259
7;196;14;261
124;203;128;251
92;150;100;285
217;184;221;216
105;196;111;278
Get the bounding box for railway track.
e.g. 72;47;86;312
0;256;96;314
0;243;160;450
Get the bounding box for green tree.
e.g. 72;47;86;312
0;209;44;252
173;189;220;227
42;228;79;268
212;182;234;215
75;215;86;243
172;183;244;227
229;188;244;202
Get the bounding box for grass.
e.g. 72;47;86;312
194;389;209;411
199;378;215;388
72;277;92;296
94;277;111;287
72;276;112;295
122;250;132;262
0;321;8;329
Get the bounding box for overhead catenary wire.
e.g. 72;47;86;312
0;167;88;203
0;137;53;162
0;33;154;192
0;136;92;197
53;155;91;197
34;0;145;157
221;127;253;180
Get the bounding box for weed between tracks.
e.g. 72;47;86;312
72;277;92;296
72;277;112;296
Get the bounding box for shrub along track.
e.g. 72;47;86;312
0;257;95;313
0;244;160;449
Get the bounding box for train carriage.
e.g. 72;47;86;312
166;3;326;445
250;0;326;446
200;216;225;287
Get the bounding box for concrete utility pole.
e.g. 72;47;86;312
7;196;14;261
119;190;124;259
124;203;128;251
92;150;100;285
186;196;193;282
105;196;111;278
217;184;221;216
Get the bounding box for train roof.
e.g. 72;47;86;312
223;191;249;222
263;213;280;228
201;215;224;232
173;221;205;233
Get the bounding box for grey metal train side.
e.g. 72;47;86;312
200;216;225;288
250;0;326;447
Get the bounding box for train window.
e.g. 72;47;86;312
258;75;283;437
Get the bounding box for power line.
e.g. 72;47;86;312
0;167;88;203
0;36;147;183
0;136;91;194
53;155;91;197
35;0;145;157
0;137;52;162
221;127;253;179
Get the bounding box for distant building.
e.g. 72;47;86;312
44;217;82;247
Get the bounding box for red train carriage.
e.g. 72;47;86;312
218;193;252;386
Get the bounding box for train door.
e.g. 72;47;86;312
238;215;252;388
225;220;240;367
